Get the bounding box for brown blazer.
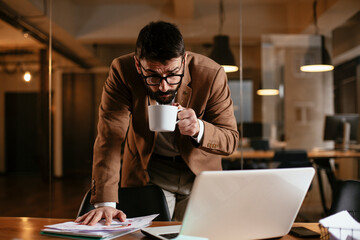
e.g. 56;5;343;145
90;51;239;203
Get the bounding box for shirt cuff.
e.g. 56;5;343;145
94;202;116;209
192;119;204;143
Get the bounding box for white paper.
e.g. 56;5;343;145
45;214;157;232
41;214;158;239
319;211;360;240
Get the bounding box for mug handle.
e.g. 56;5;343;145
175;108;183;124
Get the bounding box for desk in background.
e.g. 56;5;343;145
225;149;360;214
228;149;360;160
0;217;321;240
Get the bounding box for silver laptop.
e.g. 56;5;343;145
141;167;315;240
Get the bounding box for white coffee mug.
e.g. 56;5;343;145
148;105;181;132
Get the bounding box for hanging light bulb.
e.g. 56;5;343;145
257;89;279;96
300;0;334;73
23;71;31;82
300;35;334;72
209;0;238;73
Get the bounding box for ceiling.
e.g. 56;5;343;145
0;0;359;70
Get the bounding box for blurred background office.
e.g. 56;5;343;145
0;0;359;221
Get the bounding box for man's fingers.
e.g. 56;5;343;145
177;108;199;136
74;207;127;226
88;211;103;226
115;210;127;222
178;109;197;124
104;212;112;226
75;212;88;223
81;211;95;225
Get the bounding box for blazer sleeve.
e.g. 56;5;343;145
90;58;132;204
198;67;239;156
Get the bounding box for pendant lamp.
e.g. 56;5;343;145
256;82;279;96
300;35;334;72
209;0;238;73
300;0;334;72
256;89;279;96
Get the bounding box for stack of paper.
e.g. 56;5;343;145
40;214;158;240
319;211;360;240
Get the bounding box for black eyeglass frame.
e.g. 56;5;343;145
137;56;185;86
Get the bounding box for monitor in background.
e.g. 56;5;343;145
323;114;359;149
240;122;263;138
250;139;270;150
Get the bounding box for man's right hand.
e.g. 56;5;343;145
75;206;127;226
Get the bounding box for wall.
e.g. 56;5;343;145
52;69;106;177
0;72;39;172
261;35;334;150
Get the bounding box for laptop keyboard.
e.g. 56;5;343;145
159;233;179;239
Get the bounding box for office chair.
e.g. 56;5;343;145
77;185;171;221
236;138;270;169
250;138;270;151
329;180;360;222
273;149;313;169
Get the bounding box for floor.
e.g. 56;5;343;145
0;174;91;219
295;172;332;222
0;172;332;222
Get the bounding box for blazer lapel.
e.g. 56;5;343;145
176;61;192;108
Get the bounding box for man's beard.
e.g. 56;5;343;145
146;85;180;104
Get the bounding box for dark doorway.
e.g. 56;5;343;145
334;57;359;114
5;93;40;175
62;73;95;177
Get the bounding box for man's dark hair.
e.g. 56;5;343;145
135;21;185;64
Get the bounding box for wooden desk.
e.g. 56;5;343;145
227;149;360;160
0;217;321;240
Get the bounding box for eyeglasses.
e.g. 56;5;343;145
138;57;185;86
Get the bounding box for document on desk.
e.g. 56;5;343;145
319;211;360;240
40;214;158;240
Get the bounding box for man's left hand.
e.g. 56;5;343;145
175;105;200;137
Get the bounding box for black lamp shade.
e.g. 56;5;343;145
320;35;332;66
300;35;334;72
209;35;238;71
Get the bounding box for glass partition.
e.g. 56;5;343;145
240;0;360;222
1;0;359;224
0;1;53;217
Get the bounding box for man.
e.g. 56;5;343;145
76;21;239;225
